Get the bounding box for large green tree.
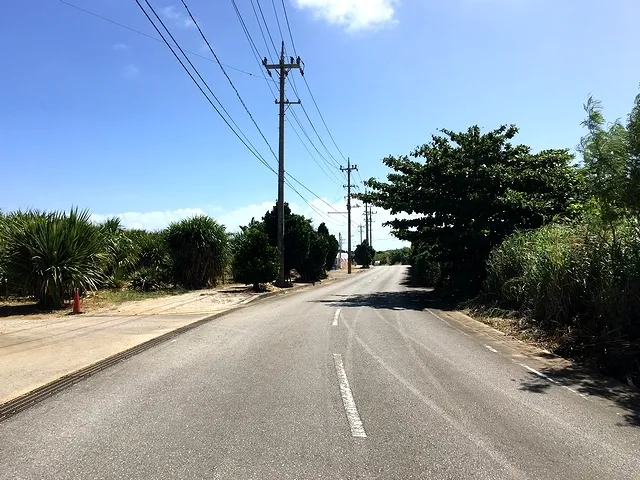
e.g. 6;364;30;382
354;240;375;268
232;220;279;291
317;222;340;271
578;90;640;220
263;203;313;278
358;125;582;291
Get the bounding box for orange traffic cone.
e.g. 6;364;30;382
73;289;82;314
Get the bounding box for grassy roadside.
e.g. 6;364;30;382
460;299;639;386
86;287;188;306
0;287;188;318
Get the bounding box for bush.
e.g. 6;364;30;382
126;229;172;291
0;209;105;309
166;216;229;289
486;221;640;377
298;230;329;282
354;240;375;268
232;221;279;291
99;218;139;288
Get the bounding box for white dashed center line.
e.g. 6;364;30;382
333;354;367;438
485;345;498;353
332;308;341;326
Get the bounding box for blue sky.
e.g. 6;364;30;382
2;0;639;250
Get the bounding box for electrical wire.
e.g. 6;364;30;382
247;0;275;62
58;0;259;78
289;109;341;176
287;118;343;186
280;0;297;57
276;0;350;165
180;0;278;161
302;75;349;163
230;0;265;63
270;0;284;41
227;0;348;221
134;0;276;175
254;0;279;57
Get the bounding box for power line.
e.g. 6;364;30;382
133;0;275;174
287;119;343;185
286;173;348;223
58;0;259;78
180;0;277;161
302;76;349;163
225;5;345;190
133;0;342;230
254;0;278;57
280;0;298;57
285;179;342;226
289;109;335;167
273;0;349;165
247;0;274;62
283;66;343;172
270;0;284;41
227;0;348;221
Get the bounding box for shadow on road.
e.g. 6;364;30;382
519;364;640;428
0;303;45;318
313;269;640;429
312;291;431;311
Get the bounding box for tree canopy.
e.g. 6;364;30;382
263;203;312;278
358;125;582;291
354;240;375;268
232;220;279;291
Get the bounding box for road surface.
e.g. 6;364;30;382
1;266;638;479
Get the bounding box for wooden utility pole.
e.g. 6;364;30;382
364;203;369;244
341;158;358;274
264;42;301;287
369;210;377;249
357;224;364;244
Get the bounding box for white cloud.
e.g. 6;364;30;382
90;200;408;249
293;0;399;31
112;43;129;51
91;208;210;231
159;5;195;29
120;64;140;79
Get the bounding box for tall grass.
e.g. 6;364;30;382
0;209;105;308
485;221;640;377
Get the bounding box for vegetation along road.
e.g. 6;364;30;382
1;266;638;479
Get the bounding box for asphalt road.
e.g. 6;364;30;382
1;266;639;479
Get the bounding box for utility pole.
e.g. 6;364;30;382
369;210;377;249
364;203;369;244
341;158;358;274
357;224;364;244
264;42;302;287
363;185;370;245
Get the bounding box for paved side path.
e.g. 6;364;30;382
0;288;260;403
0;271;357;404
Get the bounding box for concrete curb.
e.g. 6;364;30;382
0;272;351;423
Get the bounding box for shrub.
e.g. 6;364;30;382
0;209;104;309
354;240;375;268
166;216;229;289
99;218;139;288
298;230;329;282
126;229;172;291
232;221;279;291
